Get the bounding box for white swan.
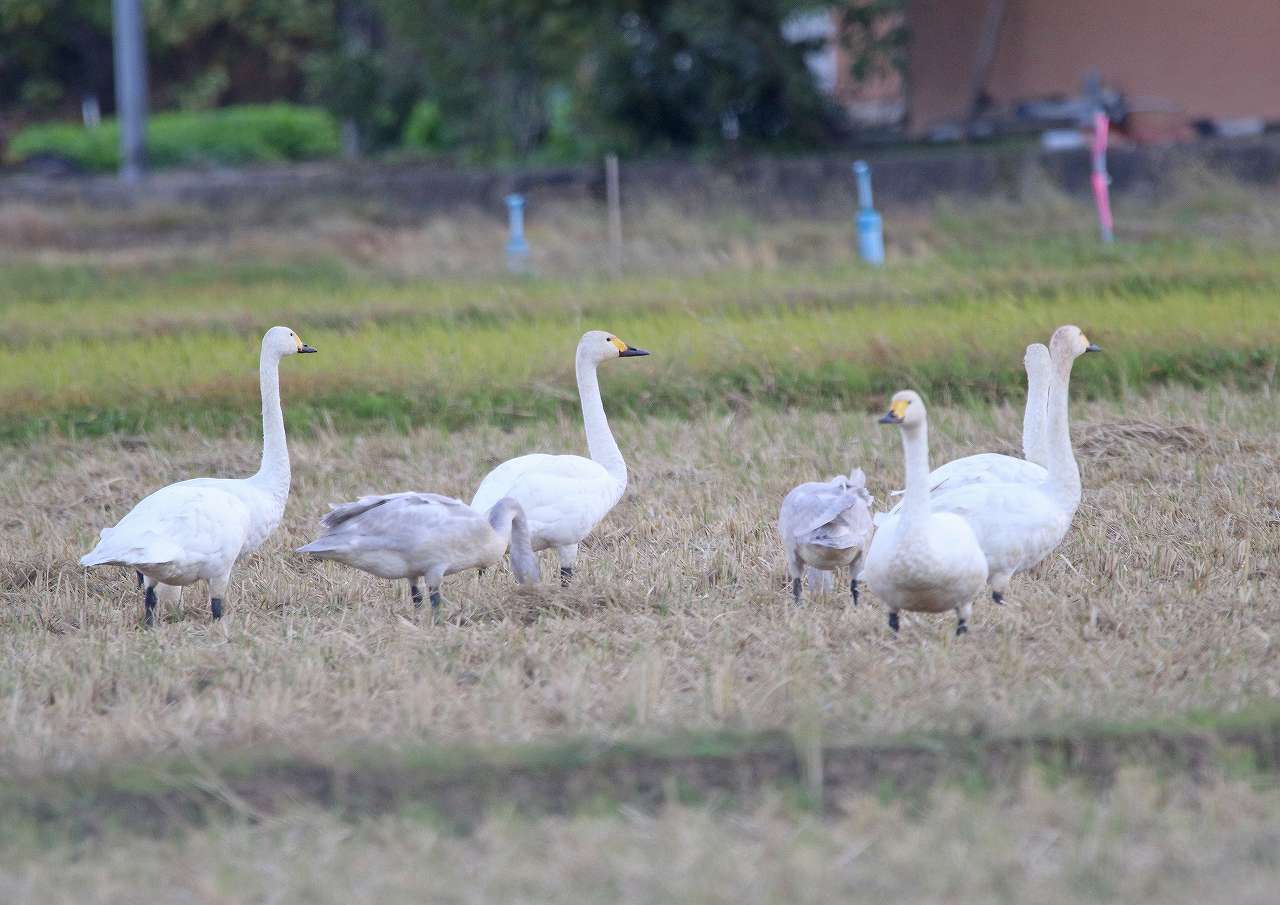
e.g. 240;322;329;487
470;330;649;583
861;391;988;636
905;342;1053;498
297;494;539;614
778;468;874;603
80;326;316;624
925;325;1100;604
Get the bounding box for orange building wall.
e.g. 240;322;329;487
907;0;1280;134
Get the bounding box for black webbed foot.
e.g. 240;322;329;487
791;577;802;603
850;578;859;606
411;583;423;608
992;591;1004;606
888;611;899;633
559;566;573;587
956;619;968;636
210;597;223;620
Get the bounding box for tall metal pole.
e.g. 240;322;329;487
112;0;148;184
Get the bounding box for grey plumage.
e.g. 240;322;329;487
778;468;875;603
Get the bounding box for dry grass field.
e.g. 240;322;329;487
1;384;1278;767
2;171;1280;901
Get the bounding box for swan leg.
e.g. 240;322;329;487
990;573;1012;606
557;544;579;586
143;582;158;627
849;578;859;606
888;611;900;634
142;578;181;626
785;547;804;603
410;579;424;608
425;566;447;623
955;600;972;636
208;572;230;621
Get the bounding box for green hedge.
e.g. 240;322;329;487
7;104;341;171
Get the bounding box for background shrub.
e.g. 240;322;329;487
7;104;341;171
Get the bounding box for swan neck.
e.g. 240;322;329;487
254;348;290;497
489;499;538;584
487;500;516;545
1044;352;1080;497
1022;364;1050;466
899;421;932;535
576;355;626;488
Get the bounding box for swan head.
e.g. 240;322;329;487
578;330;649;365
1049;325;1101;361
878;390;925;427
263;326;318;359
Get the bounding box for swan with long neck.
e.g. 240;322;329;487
924;325;1100;604
80;326;316;624
894;342;1054;501
470;330;649;583
861;391;988;636
297;493;539;614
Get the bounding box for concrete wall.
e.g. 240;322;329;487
908;0;1280;134
4;136;1280;217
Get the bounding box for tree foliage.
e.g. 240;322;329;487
1;0;907;160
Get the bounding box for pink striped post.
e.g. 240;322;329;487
1091;111;1115;243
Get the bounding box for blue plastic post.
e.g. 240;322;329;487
852;161;885;266
505;193;529;272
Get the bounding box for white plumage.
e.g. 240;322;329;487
297;492;539;613
900;342;1053;498
924;325;1100;604
80;326;316;624
890;340;1049;499
861;391;988;636
778;468;874;603
470;330;649;583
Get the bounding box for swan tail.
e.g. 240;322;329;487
296;538;342;557
80;533;183;569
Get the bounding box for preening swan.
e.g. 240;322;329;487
926;325;1100;604
297;493;539;614
861;391;988;636
80;326;317;624
778;468;874;603
910;342;1053;497
470;330;649;583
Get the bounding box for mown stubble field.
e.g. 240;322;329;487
2;383;1276;768
3;173;1280;901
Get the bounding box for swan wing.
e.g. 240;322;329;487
929;453;1047;494
300;492;486;560
320;491;466;530
927;481;1068;574
779;477;873;548
80;483;251;574
886;453;1047;514
472;454;619;547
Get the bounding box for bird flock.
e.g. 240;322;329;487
80;323;1098;635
